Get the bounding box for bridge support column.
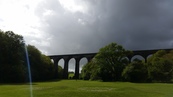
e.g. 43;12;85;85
53;58;59;78
86;56;94;62
141;54;148;63
144;56;148;63
75;58;80;79
63;57;70;79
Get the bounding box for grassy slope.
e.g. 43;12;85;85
0;80;173;97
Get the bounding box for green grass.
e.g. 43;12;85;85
0;80;173;97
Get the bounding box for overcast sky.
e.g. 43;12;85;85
1;0;173;55
1;0;173;71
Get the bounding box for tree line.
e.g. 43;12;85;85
81;43;173;83
1;30;173;83
0;30;63;83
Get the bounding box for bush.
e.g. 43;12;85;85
147;50;173;82
122;59;148;82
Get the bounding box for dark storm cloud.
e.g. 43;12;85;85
35;0;173;55
93;0;173;50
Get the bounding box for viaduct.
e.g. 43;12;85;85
48;48;173;79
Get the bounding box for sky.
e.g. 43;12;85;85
1;0;173;71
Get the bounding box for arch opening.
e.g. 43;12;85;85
80;57;88;73
122;57;130;64
147;54;153;59
146;54;153;62
51;59;54;64
131;55;145;62
58;58;64;69
68;58;75;79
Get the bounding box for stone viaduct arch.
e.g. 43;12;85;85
49;53;96;79
48;49;172;79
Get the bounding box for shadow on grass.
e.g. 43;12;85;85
33;79;62;83
0;83;37;85
0;79;62;85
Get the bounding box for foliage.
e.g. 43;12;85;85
94;43;132;81
27;45;55;81
81;42;132;81
81;59;100;80
58;65;63;79
82;44;173;82
0;30;26;83
122;59;148;82
147;50;173;82
0;30;58;83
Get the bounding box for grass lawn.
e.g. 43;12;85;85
0;80;173;97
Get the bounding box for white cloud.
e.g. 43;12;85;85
0;0;44;37
43;9;54;16
58;0;88;13
0;0;53;54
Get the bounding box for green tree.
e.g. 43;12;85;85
0;30;58;82
58;65;63;79
122;59;148;82
147;50;173;82
95;43;132;81
81;59;100;80
27;45;55;81
0;30;26;83
81;42;132;81
81;63;91;80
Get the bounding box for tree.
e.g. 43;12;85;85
95;43;132;81
58;65;63;79
0;30;26;83
81;59;100;80
0;30;58;82
27;45;55;81
122;59;148;82
147;50;173;82
81;42;132;81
